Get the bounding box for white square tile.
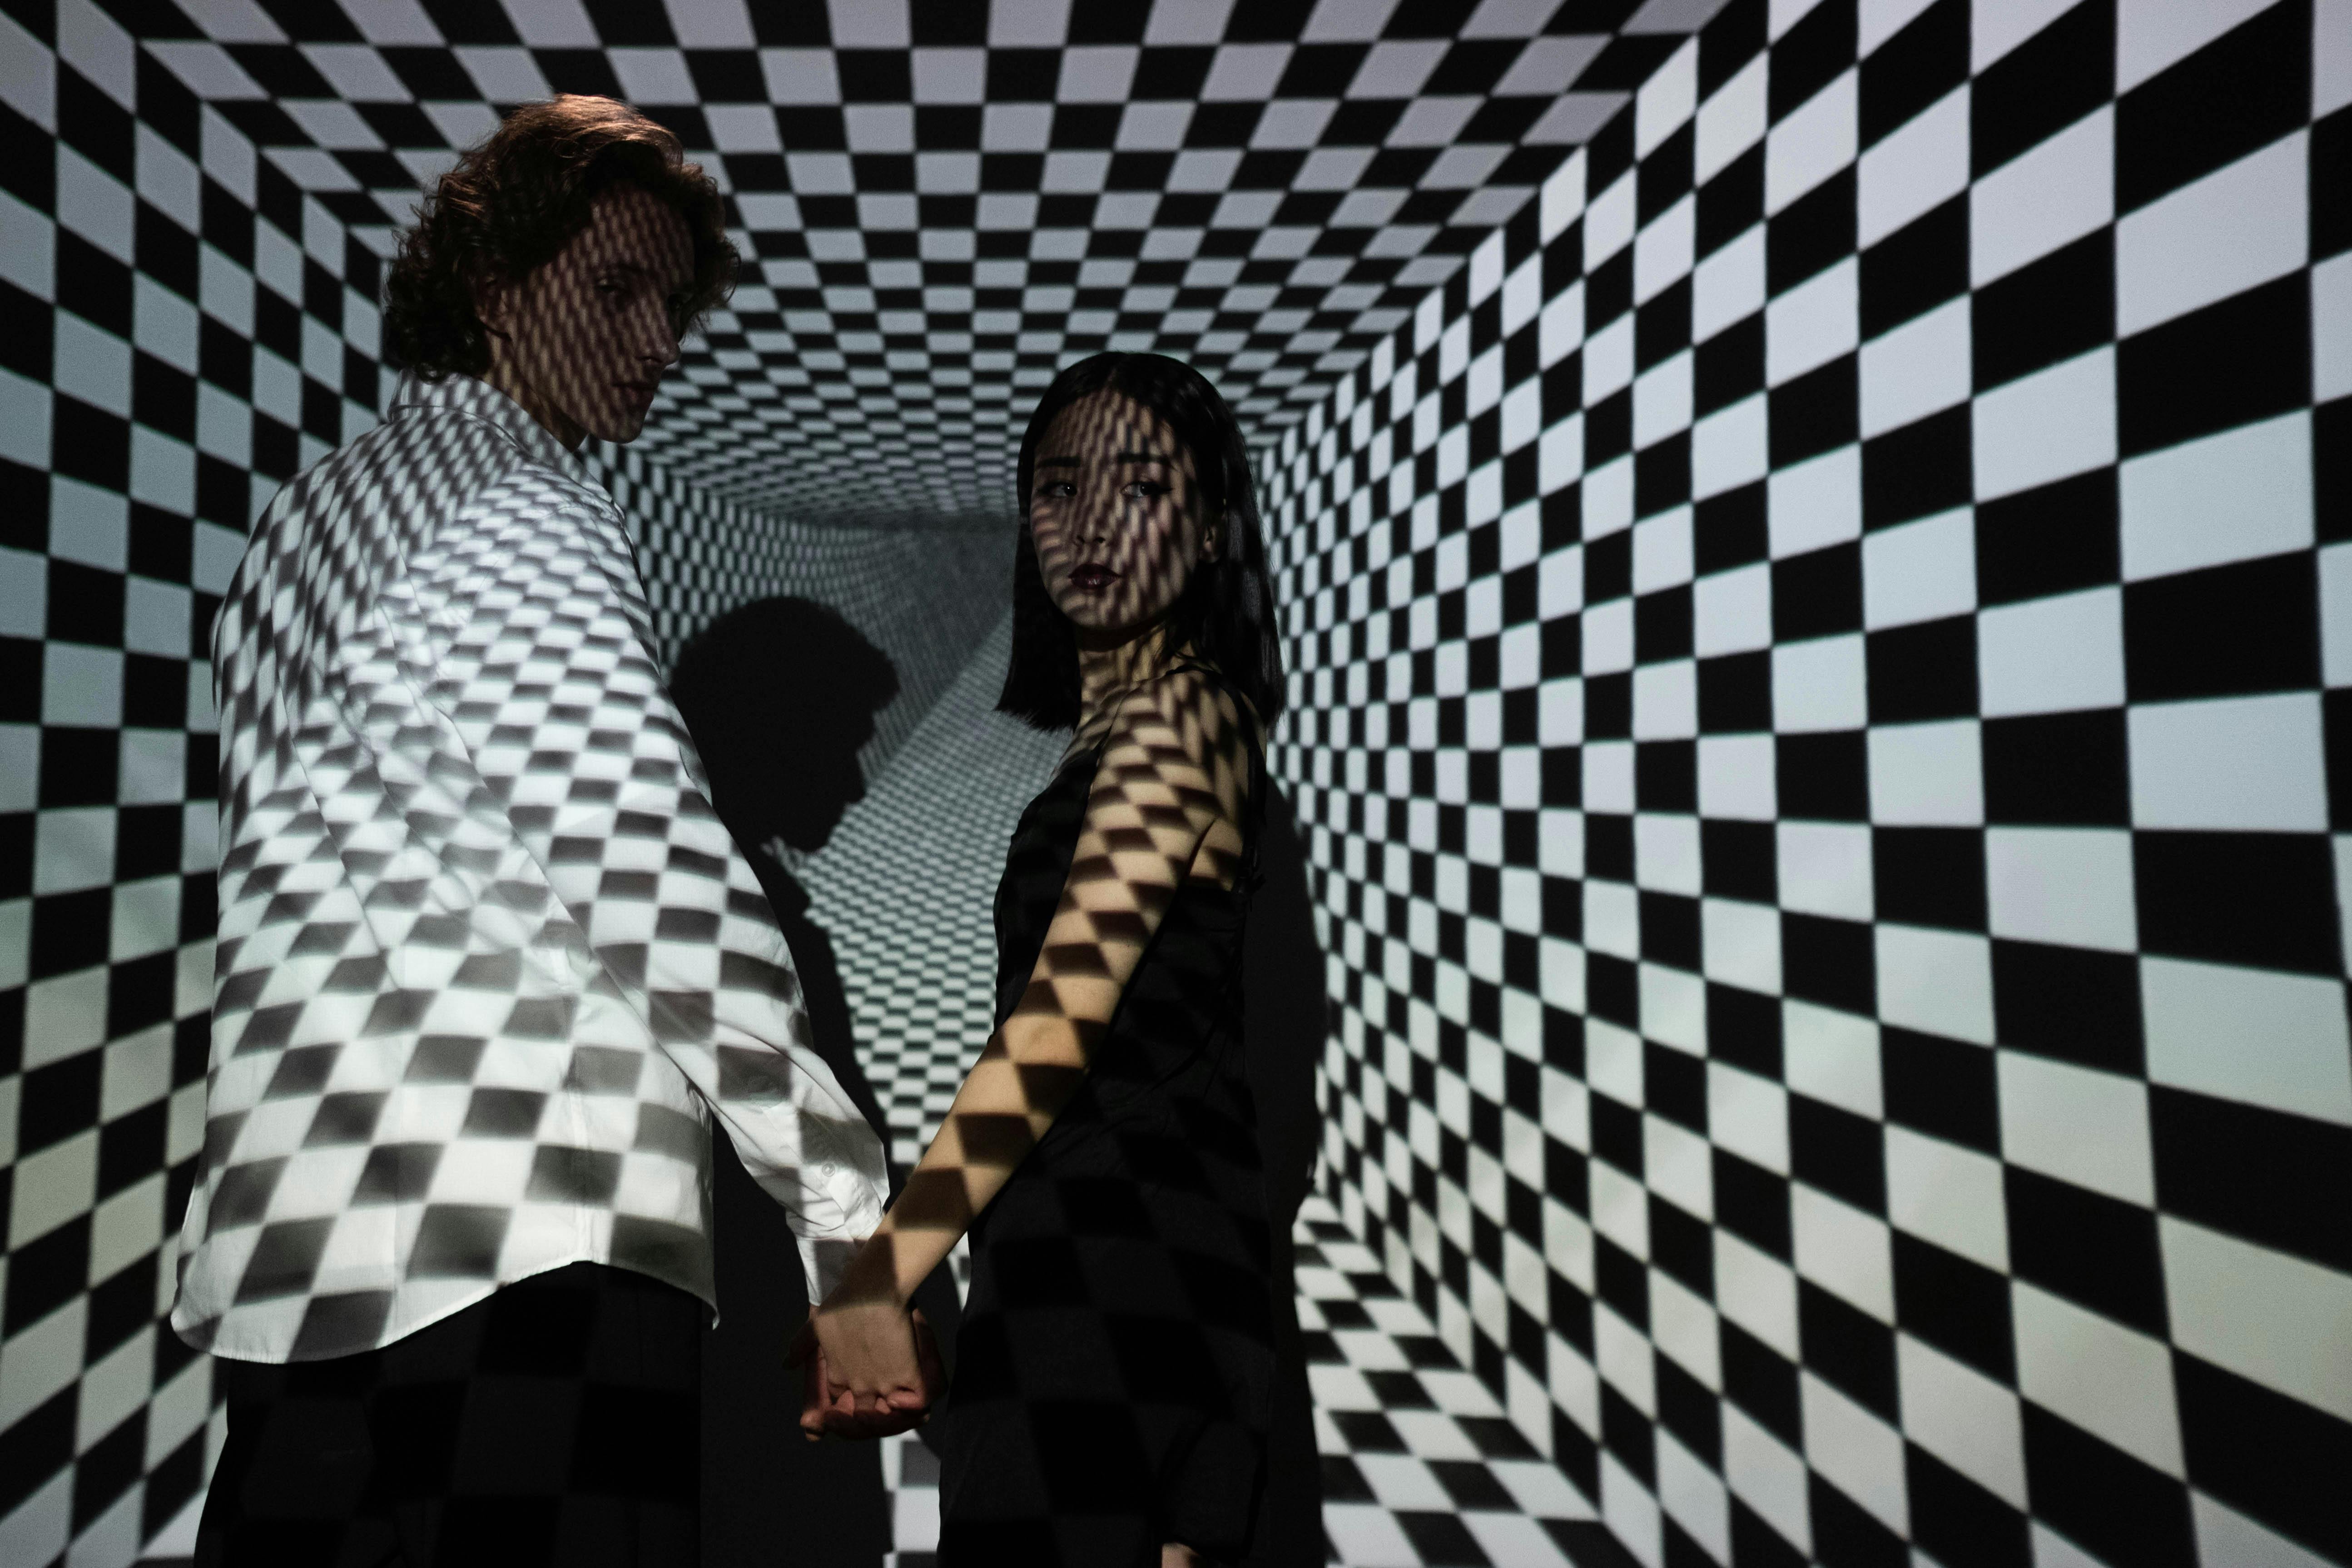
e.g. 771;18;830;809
1699;732;1778;818
1723;1404;1813;1554
2161;1216;2352;1425
1708;1060;1791;1174
1970;109;2113;288
1656;1428;1732;1561
1764;67;1856;215
1986;827;2138;952
1702;896;1784;995
1693;561;1774;657
1776;820;1874;920
1597;1454;1663;1566
1773;634;1869;732
1767;444;1863;558
1696;52;1767;184
1868;719;1984;824
2140;957;2352;1126
2317;252;2352;404
1792;1181;1895;1321
2191;1489;2342;1568
1801;1371;1910;1533
1766;257;1859;388
1884;1124;2008;1271
1976;588;2126;718
1784;999;1883;1118
2011;1281;2184;1478
2118;132;2307;339
1716;1230;1801;1360
1997;1048;2155;1206
1862;509;1977;632
2119;411;2312;583
1859;294;1970;438
2128;693;2329;832
1897;1333;2028;1508
1876;925;1994;1045
1971;348;2118;499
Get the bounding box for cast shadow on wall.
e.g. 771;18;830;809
670;595;1331;1565
670;595;933;1567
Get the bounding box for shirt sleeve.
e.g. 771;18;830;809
392;462;887;1300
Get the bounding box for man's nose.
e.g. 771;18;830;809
644;305;680;369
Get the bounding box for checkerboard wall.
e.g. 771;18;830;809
40;0;1734;531
0;18;382;1562
583;439;1014;775
0;11;1000;1563
1255;2;2352;1565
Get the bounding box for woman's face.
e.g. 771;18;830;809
1026;389;1216;639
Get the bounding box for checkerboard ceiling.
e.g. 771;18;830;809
132;0;1729;526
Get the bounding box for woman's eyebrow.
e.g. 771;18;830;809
1034;450;1169;467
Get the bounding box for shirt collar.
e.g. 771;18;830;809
390;372;588;477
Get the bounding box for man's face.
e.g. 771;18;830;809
1026;389;1213;639
479;183;695;447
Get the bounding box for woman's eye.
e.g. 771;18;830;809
1039;482;1076;499
1123;481;1170;499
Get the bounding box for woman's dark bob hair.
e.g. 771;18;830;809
998;353;1286;733
383;95;737;379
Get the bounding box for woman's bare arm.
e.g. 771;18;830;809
809;668;1254;1394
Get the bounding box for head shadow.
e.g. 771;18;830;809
670;595;898;871
667;596;905;1567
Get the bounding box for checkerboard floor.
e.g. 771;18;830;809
875;1196;1624;1568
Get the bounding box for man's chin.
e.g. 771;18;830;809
588;411;652;446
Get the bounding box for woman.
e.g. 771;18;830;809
801;353;1289;1566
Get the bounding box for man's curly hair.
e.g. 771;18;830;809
383;95;738;380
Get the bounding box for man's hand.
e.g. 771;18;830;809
789;1306;943;1442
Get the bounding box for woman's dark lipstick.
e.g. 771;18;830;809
1069;563;1120;590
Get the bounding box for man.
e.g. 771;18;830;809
177;97;913;1564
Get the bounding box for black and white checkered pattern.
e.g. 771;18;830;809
0;8;387;1558
868;1198;1640;1568
804;612;1067;1172
11;0;2352;1563
109;0;1730;526
586;443;1012;774
1259;2;2352;1564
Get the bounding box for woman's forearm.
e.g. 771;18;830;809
837;1025;1088;1307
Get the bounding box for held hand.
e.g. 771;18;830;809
790;1305;943;1442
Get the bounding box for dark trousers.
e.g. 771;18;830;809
195;1263;701;1568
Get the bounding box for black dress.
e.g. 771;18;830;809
935;670;1276;1567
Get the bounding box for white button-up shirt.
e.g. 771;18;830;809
173;372;887;1363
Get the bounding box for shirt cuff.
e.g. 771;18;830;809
798;1232;859;1305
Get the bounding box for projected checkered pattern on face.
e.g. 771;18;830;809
1257;3;2352;1566
111;0;1729;526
